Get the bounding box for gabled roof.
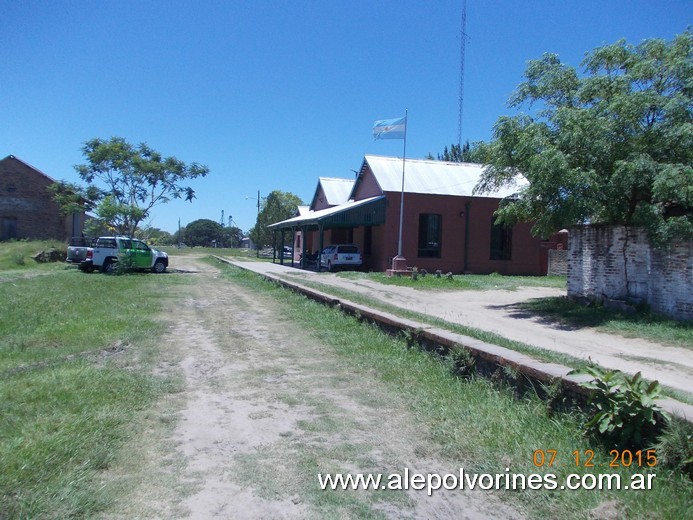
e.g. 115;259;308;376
355;155;526;199
1;155;58;183
312;177;354;207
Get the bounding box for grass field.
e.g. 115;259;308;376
0;253;182;518
0;240;67;272
1;244;690;518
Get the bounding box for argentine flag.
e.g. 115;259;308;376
373;116;406;140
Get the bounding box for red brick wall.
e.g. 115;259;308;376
302;191;545;275
370;192;544;275
0;156;79;241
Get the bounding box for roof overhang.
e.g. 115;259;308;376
268;195;386;230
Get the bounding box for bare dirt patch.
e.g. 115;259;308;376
104;256;523;519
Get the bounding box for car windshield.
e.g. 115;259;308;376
337;245;358;254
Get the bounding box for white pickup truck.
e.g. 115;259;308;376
79;236;169;274
66;237;95;265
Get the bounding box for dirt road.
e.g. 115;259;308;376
107;257;522;519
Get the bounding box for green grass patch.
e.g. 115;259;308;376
211;258;692;519
0;267;177;518
520;297;693;349
339;270;568;291
0;240;67;274
0;270;167;372
0;361;159;518
170;247;271;262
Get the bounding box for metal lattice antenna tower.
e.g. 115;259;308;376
457;0;468;147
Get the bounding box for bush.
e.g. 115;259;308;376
573;366;669;449
653;418;693;479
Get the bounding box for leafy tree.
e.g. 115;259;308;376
222;226;244;248
53;137;209;237
474;31;692;243
249;190;303;250
138;226;174;245
185;219;224;247
429;140;486;163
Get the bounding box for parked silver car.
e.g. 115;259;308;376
319;244;362;271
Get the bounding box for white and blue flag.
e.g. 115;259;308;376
373;116;406;140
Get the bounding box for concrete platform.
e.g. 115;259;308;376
217;257;693;423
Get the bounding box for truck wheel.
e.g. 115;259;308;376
152;260;166;273
102;259;115;274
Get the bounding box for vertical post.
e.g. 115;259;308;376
317;224;324;271
390;109;408;274
463;201;471;272
397;110;408;257
256;190;260;258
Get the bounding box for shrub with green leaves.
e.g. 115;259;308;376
573;366;669;449
653;418;693;479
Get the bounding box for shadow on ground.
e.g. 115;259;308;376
488;296;693;336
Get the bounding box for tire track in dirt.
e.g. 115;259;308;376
124;257;524;519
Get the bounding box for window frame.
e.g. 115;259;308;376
417;213;442;258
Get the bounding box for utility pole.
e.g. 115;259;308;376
246;191;261;257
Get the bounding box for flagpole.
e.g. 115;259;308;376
397;109;408;257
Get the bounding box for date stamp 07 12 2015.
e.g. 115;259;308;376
532;449;658;469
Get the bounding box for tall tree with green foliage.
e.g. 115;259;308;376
474;31;692;243
52;137;209;237
249;190;303;250
184;219;224;247
429;140;486;163
222;226;244;248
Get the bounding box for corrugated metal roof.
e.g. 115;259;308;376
318;177;354;205
362;155;526;199
268;196;385;229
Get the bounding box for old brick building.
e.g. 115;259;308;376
0;155;85;241
271;155;556;275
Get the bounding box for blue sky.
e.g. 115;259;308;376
2;0;690;234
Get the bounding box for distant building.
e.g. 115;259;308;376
271;155;559;275
240;236;256;250
0;155;85;241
